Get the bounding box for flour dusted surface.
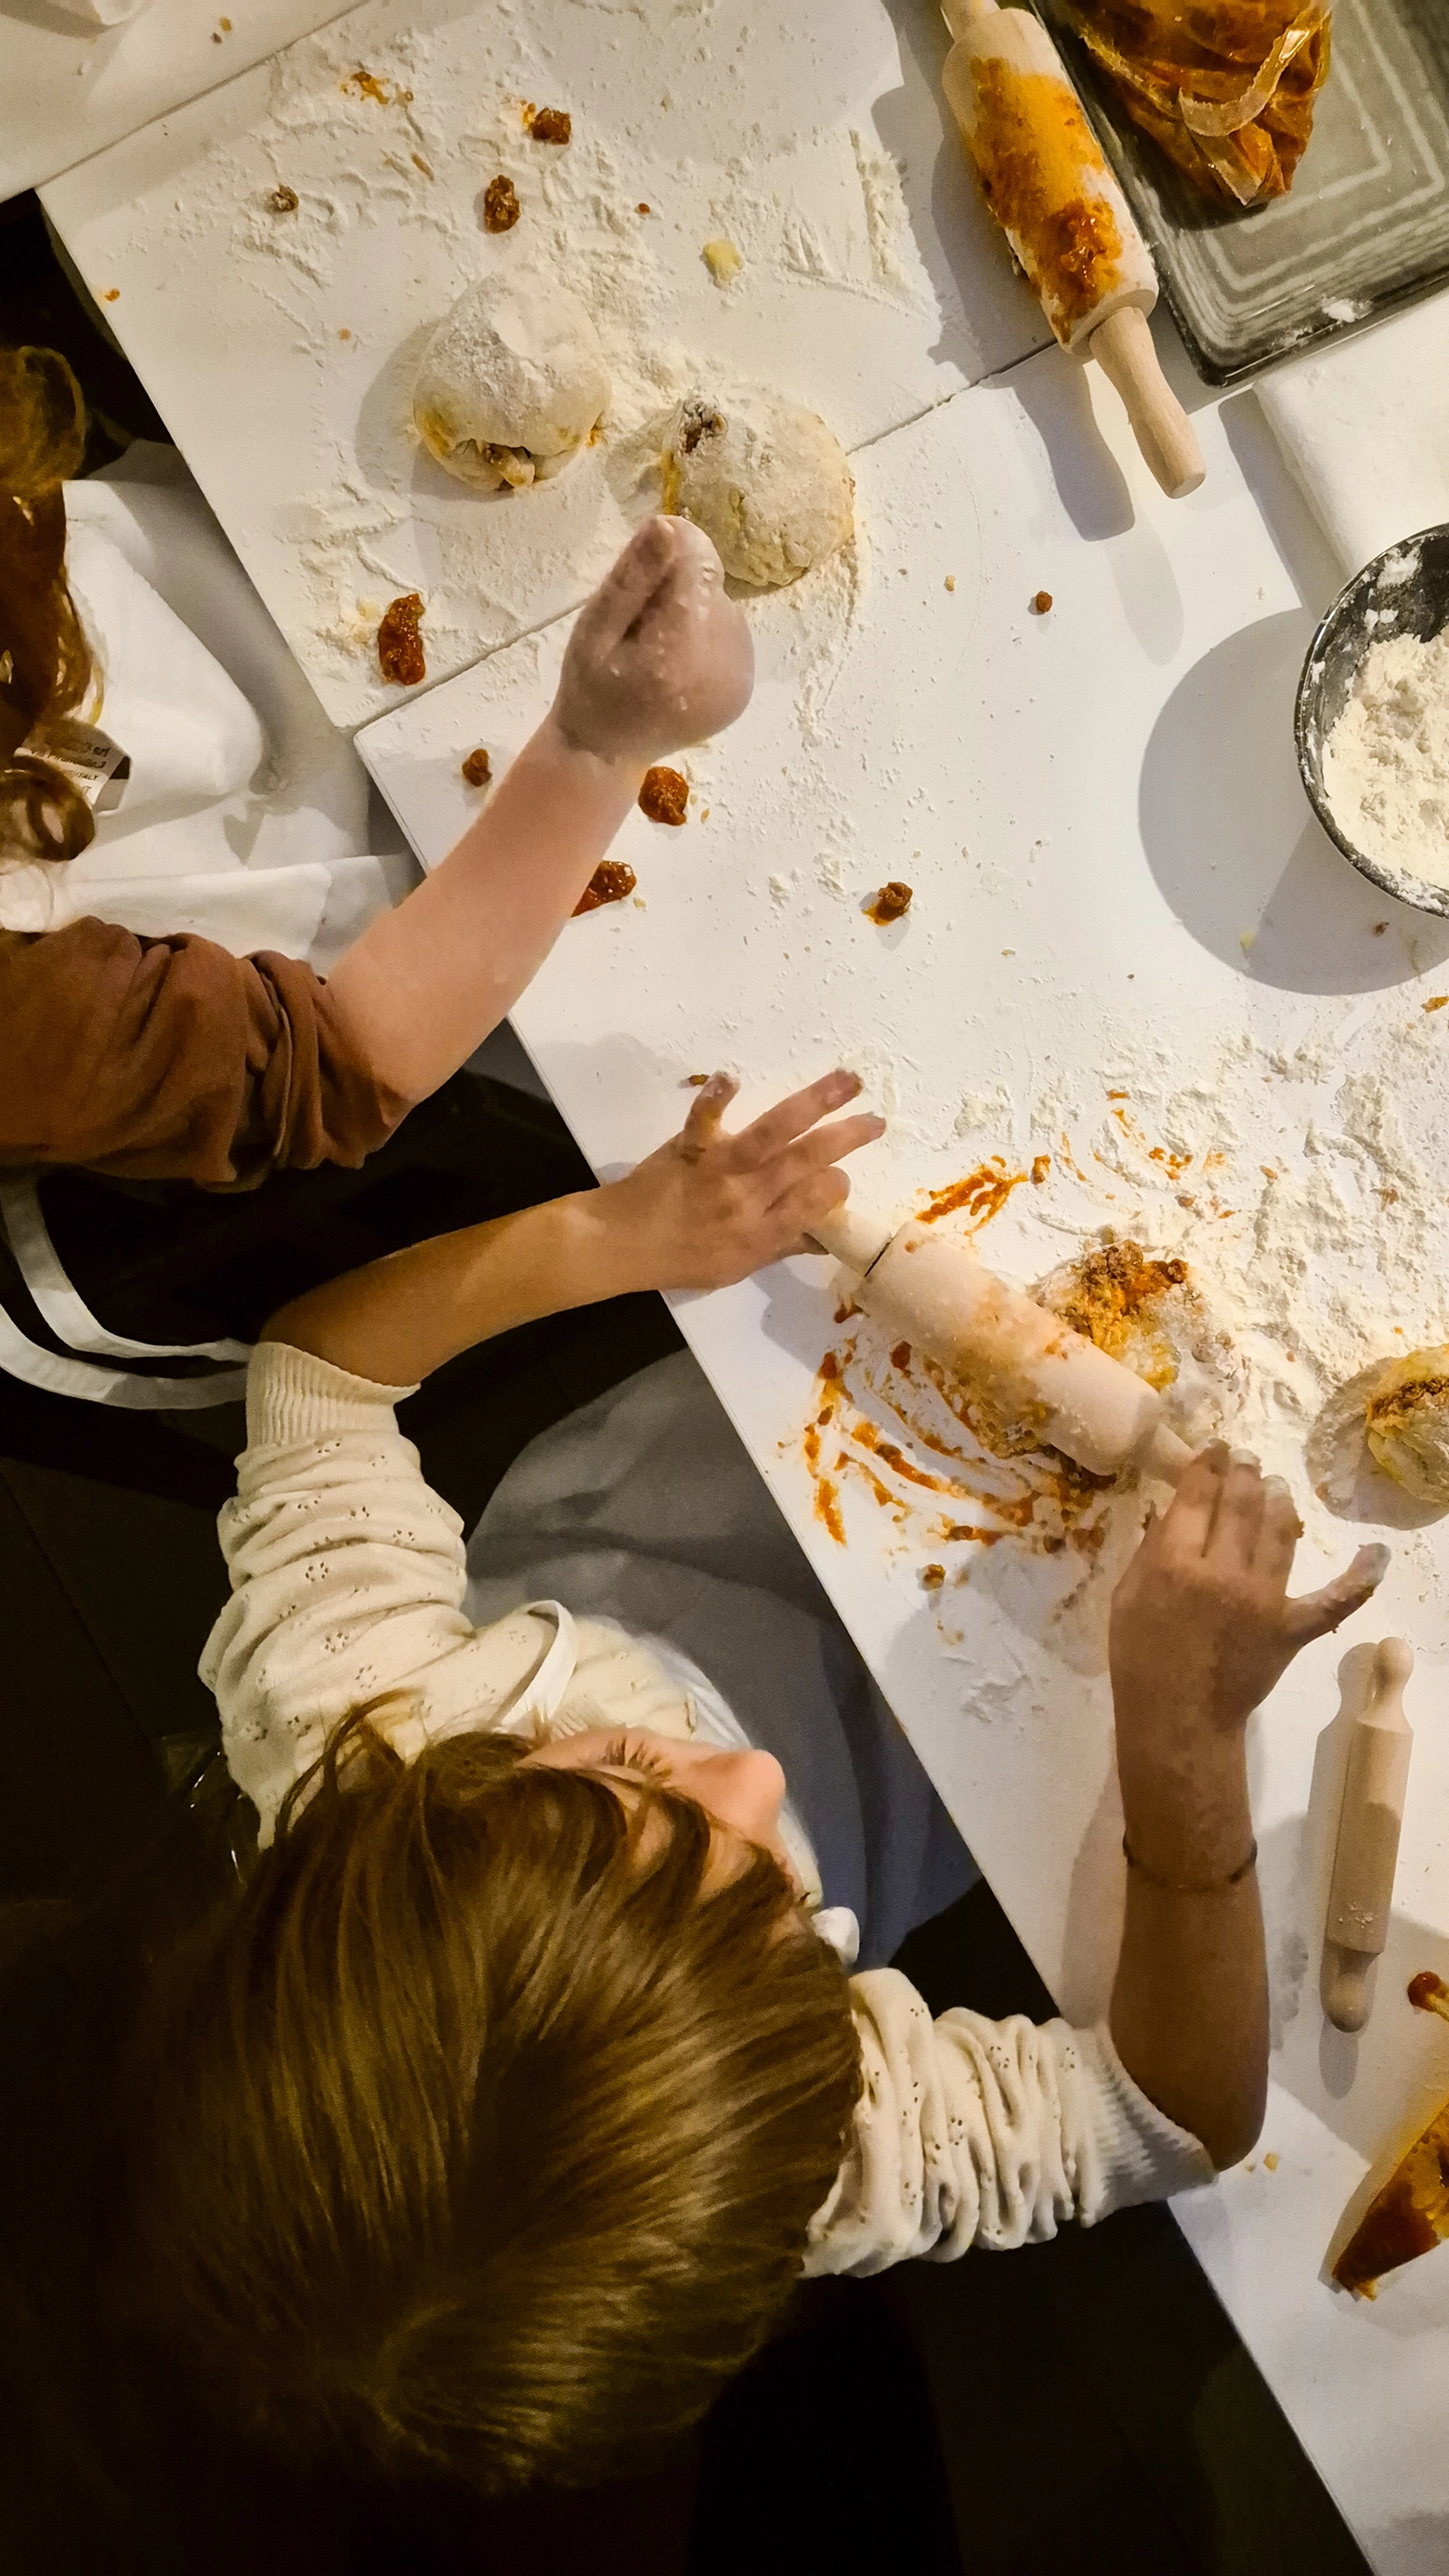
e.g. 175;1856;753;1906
83;0;955;726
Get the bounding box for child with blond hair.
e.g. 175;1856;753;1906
120;1075;1387;2499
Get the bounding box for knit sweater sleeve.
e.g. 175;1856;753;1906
0;918;403;1184
803;1968;1215;2277
200;1341;696;1844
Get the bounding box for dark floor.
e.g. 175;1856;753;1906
0;200;1375;2576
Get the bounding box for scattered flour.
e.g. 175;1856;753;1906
777;1003;1449;1568
1322;620;1449;891
109;1;932;724
1008;1013;1449;1566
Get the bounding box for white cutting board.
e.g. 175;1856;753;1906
359;360;1449;2573
41;0;1050;732
1;0;355;203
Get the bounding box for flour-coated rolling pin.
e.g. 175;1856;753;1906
812;1200;1191;1482
939;0;1205;500
1321;1638;1415;2034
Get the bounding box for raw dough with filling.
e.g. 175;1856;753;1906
1364;1345;1449;1505
659;390;853;589
413;280;608;490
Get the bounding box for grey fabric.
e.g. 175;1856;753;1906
463;1350;976;1967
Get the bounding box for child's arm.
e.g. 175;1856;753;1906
324;517;751;1111
203;1067;880;1837
808;1451;1388;2276
259;1067;883;1386
203;1340;712;1846
1107;1445;1386;2165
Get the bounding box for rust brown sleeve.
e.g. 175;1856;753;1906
0;920;407;1187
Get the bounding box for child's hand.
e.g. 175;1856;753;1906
552;517;753;765
597;1067;884;1293
1110;1444;1389;1744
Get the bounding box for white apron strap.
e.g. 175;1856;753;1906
503;1600;581;1731
0;1176;252;1362
0;1294;249;1408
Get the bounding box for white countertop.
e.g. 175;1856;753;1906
1;0;354;203
40;0;1049;728
356;363;1449;2576
40;1;1449;2561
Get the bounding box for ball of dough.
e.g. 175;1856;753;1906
413;280;609;490
659;390;854;589
1364;1345;1449;1504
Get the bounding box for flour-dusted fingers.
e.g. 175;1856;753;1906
646;517;727;644
677;1070;739;1160
1155;1441;1233;1562
1256;1475;1305;1591
761;1114;887;1204
553;517;751;762
728;1068;866;1170
1283;1543;1391;1649
1210;1451;1268;1572
633;517;753;745
581;515;677;658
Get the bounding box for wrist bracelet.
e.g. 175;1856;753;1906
1122;1834;1258;1895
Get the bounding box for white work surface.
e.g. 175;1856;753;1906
40;0;1049;730
359;361;1449;2574
37;0;1449;2556
0;0;355;203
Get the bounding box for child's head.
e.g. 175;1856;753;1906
120;1718;861;2495
0;345;97;862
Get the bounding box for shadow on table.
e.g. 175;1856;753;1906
1219;388;1345;619
1139;608;1449;992
354;318;440;501
976;345;1192;644
998;349;1139;543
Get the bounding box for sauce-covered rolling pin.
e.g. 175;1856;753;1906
1321;1638;1416;2033
812;1201;1191;1481
939;0;1205;500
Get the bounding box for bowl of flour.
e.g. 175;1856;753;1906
1295;523;1449;917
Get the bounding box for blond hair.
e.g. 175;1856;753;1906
118;1718;861;2492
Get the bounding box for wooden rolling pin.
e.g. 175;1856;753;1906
812;1200;1191;1481
1321;1638;1415;2033
940;0;1205;500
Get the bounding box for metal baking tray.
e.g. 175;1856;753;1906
1038;0;1449;385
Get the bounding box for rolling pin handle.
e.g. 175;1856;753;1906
1136;1419;1193;1485
941;0;1000;33
1086;306;1206;500
1373;1636;1415;1693
805;1200;896;1280
1322;1942;1374;2035
1319;1636;1415;2033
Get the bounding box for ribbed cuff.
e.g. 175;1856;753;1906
245;1339;420;1447
1079;2023;1217;2214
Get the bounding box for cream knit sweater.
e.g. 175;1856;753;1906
200;1343;1215;2274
